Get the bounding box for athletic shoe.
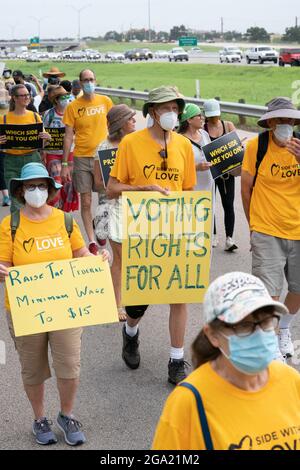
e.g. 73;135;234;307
278;328;294;358
56;413;86;446
88;241;99;255
273;345;287;364
168;358;189;385
2;196;10;207
122;325;140;369
32;418;58;445
225;237;238;252
212;235;218;247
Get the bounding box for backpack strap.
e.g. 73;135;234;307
188;138;202;151
10;210;20;242
3;114;7;124
34;112;39;123
179;382;214;450
64;212;73;238
253;131;269;187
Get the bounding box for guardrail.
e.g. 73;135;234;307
95;86;267;125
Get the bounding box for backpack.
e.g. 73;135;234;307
253;130;300;186
10;210;73;242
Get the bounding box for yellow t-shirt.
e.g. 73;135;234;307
110;128;196;190
242;133;300;239
63;94;113;157
0;208;85;311
0;110;42;156
152;361;300;450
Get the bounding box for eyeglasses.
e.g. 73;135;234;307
24;183;48;192
159;149;168;171
16;94;30;98
223;314;280;337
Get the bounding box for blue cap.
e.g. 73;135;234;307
10;162;62;197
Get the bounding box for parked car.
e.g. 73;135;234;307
169;47;189;62
219;47;243;58
279;48;300;66
154;50;169;59
220;51;241;63
245;46;278;64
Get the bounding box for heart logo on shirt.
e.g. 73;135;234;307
271;163;280;177
23;238;35;253
78;107;86;118
143;164;156;180
228;435;253;451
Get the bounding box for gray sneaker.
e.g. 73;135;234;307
56;413;86;446
32;418;57;445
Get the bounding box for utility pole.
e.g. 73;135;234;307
296;16;298;28
71;4;91;42
221;17;224;36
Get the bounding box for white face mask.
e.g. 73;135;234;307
274;124;293;143
58;99;69;110
158;111;178;131
24;188;48;208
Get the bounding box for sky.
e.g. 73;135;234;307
1;0;299;39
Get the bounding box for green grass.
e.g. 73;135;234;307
7;60;299;107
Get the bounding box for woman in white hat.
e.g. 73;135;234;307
153;271;300;450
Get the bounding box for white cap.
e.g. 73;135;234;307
203;99;221;118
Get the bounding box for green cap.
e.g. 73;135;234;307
179;103;202;124
142;85;185;117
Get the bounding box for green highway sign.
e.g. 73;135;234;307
179;37;198;47
30;36;40;44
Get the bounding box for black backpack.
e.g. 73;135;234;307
253;130;300;186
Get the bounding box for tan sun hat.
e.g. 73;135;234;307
142;86;185;117
43;67;66;78
257;97;300;128
49;86;68;103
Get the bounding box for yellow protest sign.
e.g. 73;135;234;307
122;191;212;306
6;257;118;336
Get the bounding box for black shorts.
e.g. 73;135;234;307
125;305;149;320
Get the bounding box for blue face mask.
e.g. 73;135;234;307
83;82;95;95
220;329;278;375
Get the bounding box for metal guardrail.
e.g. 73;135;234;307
95;86;267;119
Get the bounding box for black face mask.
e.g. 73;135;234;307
14;78;22;84
48;76;60;85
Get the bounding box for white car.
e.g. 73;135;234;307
245;46;278;64
105;52;125;61
219;47;243;58
220;51;241;63
154;50;169;59
188;47;202;56
168;47;189;62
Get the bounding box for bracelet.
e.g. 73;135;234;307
61;162;68;167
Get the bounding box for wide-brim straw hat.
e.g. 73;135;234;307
142;86;185;117
49;86;69;103
43;67;66;78
258;97;300;128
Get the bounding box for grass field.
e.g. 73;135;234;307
6;60;299;107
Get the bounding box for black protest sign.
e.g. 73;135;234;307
202;131;244;179
98;148;117;188
44;127;65;151
0;123;43;150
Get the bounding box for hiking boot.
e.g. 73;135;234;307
56;413;86;446
278;328;294;358
168;358;188;385
2;196;10;207
225;237;238;252
88;241;99;255
32;417;58;445
122;325;140;369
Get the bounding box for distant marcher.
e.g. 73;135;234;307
203;99;238;251
24;74;45;113
71;79;83;99
12;70;37;97
153;272;300;450
0;86;10;206
39;67;66;114
242;97;300;362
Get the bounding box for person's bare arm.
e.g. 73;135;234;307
31;75;44;99
61;125;74;182
0;261;12;282
286;137;300;164
241;170;255;225
106;176;169;200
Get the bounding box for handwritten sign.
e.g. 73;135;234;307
6;257;118;336
122;191;212;306
0;123;43;150
98;148;117;188
202;131;244;179
44;127;65;151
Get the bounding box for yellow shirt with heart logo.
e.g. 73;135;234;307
152;361;300;450
242;134;300;239
63;94;113;157
110;128;196;191
0;208;85;310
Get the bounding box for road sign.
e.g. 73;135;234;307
179;37;198;47
30;36;40;45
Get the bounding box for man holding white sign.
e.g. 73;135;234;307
107;86;197;385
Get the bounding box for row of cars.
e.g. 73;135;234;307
219;46;279;64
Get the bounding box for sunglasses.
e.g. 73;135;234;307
159;149;168;171
16;94;30;98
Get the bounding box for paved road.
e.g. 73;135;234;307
0;118;299;450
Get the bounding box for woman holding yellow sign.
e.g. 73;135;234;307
0;84;51;213
0;162;109;447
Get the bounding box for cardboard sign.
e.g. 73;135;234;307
0;123;43;150
122;191;212;306
202;131;244;179
98;148;117;188
44;127;65;151
6;257;119;336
